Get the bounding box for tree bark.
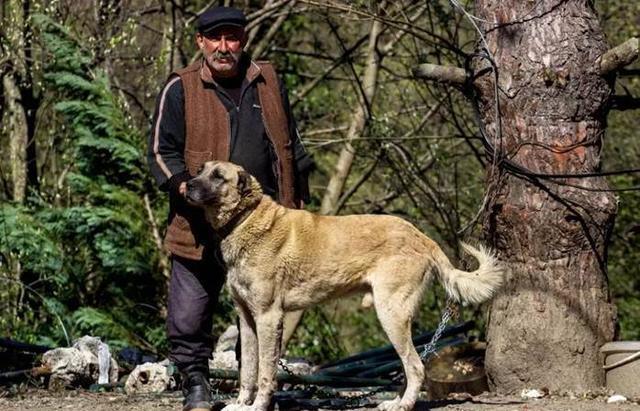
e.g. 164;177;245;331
473;0;617;392
2;0;39;201
3;74;28;203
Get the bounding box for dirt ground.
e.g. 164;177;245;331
1;389;640;411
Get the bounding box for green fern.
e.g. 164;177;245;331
0;13;168;352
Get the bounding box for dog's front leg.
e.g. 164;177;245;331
236;302;258;406
250;306;284;411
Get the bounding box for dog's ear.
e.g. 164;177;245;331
237;170;251;196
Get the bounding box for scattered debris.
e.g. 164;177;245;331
41;336;118;389
2;320;481;409
607;394;628;403
124;360;175;394
521;388;546;399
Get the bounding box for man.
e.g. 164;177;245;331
147;6;313;411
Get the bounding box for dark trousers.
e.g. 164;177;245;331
167;252;226;368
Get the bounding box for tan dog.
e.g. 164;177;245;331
186;161;503;411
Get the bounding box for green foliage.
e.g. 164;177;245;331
72;307;133;351
0;13;167;353
31;14;92;75
286;306;348;363
0;204;63;279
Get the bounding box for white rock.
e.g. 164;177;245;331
520;388;545;399
210;350;239;371
124;362;173;394
607;394;627;403
42;335;118;388
215;326;239;353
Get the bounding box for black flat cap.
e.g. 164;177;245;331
197;6;247;34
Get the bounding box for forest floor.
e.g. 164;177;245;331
2;389;640;411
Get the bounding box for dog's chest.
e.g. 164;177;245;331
226;260;256;295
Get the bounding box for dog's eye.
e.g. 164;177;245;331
212;169;224;180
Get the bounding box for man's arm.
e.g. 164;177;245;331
147;77;190;197
279;79;314;204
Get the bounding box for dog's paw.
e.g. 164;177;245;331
235;390;256;406
377;397;412;411
222;404;256;411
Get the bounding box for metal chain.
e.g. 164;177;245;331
278;358;295;376
275;297;459;408
419;297;458;361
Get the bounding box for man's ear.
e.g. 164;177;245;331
237;171;251;195
195;32;205;50
240;29;248;49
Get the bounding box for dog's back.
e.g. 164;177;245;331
229;196;501;311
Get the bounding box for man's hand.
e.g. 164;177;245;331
179;181;188;197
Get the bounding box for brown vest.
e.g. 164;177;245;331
164;59;297;260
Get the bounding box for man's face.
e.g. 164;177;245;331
196;26;245;78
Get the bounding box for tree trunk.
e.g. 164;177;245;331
3;73;28;203
2;0;39;201
473;0;617;392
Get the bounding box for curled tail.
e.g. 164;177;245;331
434;242;503;305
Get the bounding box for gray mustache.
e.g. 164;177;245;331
211;51;238;61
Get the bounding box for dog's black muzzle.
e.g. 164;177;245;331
185;179;219;206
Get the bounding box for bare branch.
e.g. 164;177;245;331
250;1;297;60
246;0;294;29
412;63;467;86
301;125;349;137
599;37;639;75
334;155;381;214
290;34;369;107
185;0;217;25
144;194;171;280
320;6;386;215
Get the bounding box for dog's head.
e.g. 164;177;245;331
186;161;262;228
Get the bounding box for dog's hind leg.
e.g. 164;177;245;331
236;302;258;406
373;280;424;411
250;305;284;411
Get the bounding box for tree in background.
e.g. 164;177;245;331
416;0;638;392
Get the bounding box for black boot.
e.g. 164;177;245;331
180;364;212;411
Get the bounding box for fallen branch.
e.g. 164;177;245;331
599;37;639;75
0;366;50;384
143;194;170;280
